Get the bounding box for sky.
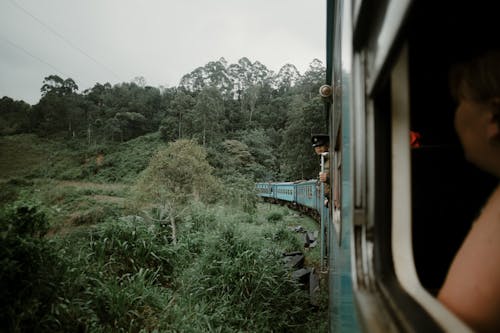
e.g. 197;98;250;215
0;0;325;105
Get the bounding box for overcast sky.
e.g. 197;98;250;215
0;0;325;105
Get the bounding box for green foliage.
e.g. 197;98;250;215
67;206;114;225
220;175;257;214
0;200;63;332
88;268;171;331
0;178;33;205
0;96;31;135
2;57;329;182
135;139;222;207
1;197;326;332
87;132;164;183
280;95;326;180
0;57;333;331
266;211;284;223
84;220;175;281
269;225;303;253
174;224;311;332
1;199;50;237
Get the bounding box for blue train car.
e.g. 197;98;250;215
294;179;318;211
255;182;272;199
272;182;295;203
256;179;321;215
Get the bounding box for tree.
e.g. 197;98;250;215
134;139;221;243
190;87;225;147
295;59;325;98
160;91;195;141
280;95;325;180
34;75;81;137
41;75;78;97
273;63;301;93
238;129;279;180
0;97;31;135
114;112;147;141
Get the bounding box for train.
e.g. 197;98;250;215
259;1;499;332
255;180;321;217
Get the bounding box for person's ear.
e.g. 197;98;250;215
487;97;500;141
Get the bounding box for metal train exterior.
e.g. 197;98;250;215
255;180;320;214
260;1;499;332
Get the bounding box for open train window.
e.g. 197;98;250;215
350;0;499;331
401;1;498;330
407;2;498;297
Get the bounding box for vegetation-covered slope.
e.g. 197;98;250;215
0;57;329;332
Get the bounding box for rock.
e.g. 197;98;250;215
292;268;312;286
283;253;305;269
283;251;303;257
309;268;320;306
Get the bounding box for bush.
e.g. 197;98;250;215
0;178;33;205
0;201;64;332
84;220;175;281
266;211;283;223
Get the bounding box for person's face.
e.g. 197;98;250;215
454;96;492;168
314;145;328;155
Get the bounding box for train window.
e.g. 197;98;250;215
408;0;498;303
329;0;500;331
388;1;498;331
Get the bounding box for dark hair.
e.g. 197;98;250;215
450;50;500;103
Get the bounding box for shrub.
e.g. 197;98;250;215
0;200;64;332
85;220;175;281
266;211;283;223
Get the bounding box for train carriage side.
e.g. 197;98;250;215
294;179;318;210
326;0;499;332
255;182;272;199
273;182;295;203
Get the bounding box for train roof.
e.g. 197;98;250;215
255;179;317;186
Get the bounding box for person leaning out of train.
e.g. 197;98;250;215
437;50;500;333
311;134;330;206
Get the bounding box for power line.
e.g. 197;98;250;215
0;33;73;79
9;0;124;82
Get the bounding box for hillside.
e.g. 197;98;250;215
0;133;328;332
0;134;79;180
0;133;164;184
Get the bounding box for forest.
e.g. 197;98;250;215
0;57;328;182
0;57;329;332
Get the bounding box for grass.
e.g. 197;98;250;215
1;200;327;332
0;133;328;332
0;133;164;184
0;134;78;179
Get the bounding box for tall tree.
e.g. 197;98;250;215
160;91;195;141
41;75;78;97
190;87;225;147
279;95;325;180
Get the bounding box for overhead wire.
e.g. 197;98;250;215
8;0;124;82
0;33;73;79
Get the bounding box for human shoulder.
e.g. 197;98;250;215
438;184;500;332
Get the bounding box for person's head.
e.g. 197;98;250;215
450;51;500;178
311;134;329;155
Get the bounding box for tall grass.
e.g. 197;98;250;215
2;200;326;332
175;225;309;331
